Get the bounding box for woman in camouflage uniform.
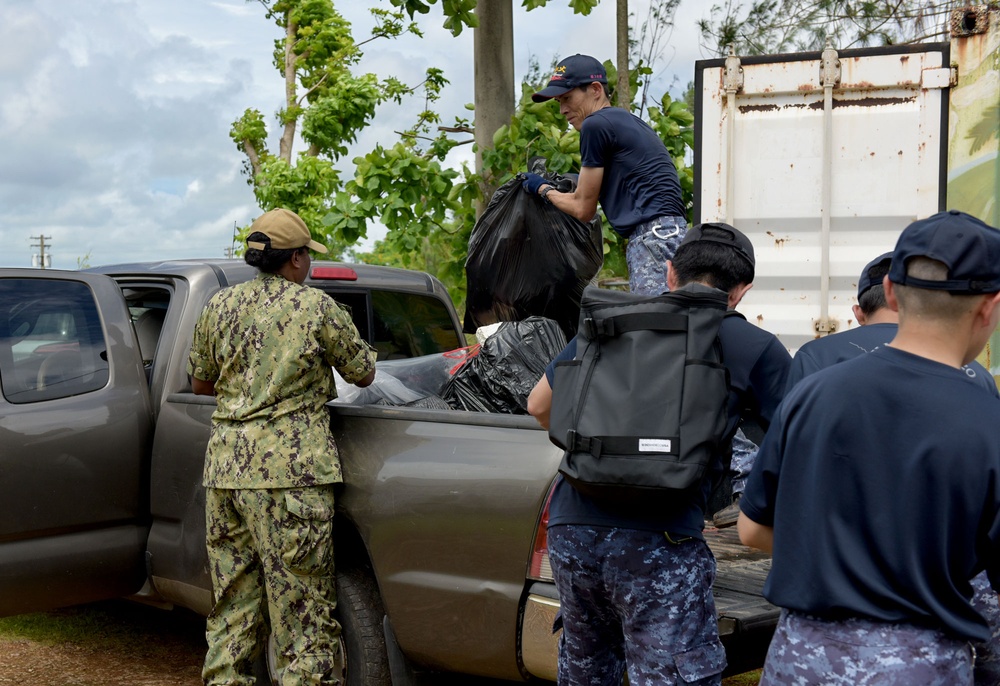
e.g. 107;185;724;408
188;208;376;686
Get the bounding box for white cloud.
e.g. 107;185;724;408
0;0;706;269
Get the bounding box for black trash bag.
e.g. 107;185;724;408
443;317;568;414
463;170;603;339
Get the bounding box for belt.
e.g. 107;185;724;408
628;215;686;240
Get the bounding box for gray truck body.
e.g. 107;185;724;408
0;260;774;682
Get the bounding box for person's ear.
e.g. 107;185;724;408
883;276;900;313
852;304;867;326
666;260;678;291
728;282;753;309
975;292;1000;330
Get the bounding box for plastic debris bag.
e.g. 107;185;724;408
332;347;479;407
463;169;603;339
443;317;568;414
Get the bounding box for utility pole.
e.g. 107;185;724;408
31;235;52;269
224;246;235;259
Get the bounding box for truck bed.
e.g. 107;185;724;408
705;525;778;675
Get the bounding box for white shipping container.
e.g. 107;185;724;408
695;43;952;352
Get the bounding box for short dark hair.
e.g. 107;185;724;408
244;231;305;273
857;261;890;316
670;226;754;293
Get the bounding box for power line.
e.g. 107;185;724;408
30;235;52;269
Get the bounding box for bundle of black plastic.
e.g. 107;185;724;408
463;165;603;340
443;317;567;414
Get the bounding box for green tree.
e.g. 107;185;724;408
231;0;428;255
698;0;963;56
388;0;604;36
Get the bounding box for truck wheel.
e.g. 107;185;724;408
336;564;391;686
253;565;390;686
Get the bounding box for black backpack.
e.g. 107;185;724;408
548;284;739;504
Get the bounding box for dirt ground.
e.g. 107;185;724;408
0;601;760;685
0;602;206;686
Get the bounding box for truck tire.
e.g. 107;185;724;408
337;563;391;686
253;564;390;686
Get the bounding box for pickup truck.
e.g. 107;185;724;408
0;258;776;684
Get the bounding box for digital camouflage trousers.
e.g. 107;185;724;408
761;609;975;685
547;525;726;686
202;485;343;686
625;217;687;295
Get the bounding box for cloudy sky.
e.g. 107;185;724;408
0;0;714;270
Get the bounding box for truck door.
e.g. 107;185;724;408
695;42;952;350
0;270;152;617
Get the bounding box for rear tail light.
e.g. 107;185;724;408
311;266;358;281
528;480;557;582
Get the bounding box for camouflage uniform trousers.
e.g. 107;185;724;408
625;216;688;295
202;485;342;686
970;570;1000;685
547;525;727;686
760;609;975;685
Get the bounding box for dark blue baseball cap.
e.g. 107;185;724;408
857;252;893;299
532;54;607;102
680;222;756;270
888;210;1000;294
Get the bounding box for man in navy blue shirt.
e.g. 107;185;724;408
786;251;997;396
528;223;790;685
521;54;687;296
739;211;1000;684
781;250;1000;684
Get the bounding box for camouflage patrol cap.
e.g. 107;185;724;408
247;208;328;253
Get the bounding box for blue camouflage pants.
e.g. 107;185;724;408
625;216;687;295
970;570;1000;685
547;525;726;685
203;486;342;686
761;609;975;685
730;428;758;496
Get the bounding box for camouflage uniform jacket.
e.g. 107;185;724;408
187;272;376;489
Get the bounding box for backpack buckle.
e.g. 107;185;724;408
567;430;603;457
583;317;613;339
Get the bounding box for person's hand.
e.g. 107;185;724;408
521;173;548;195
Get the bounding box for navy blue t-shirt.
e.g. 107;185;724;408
786;322;998;397
742;346;1000;641
545;310;791;539
579;107;686;236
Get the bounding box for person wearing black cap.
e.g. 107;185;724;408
521;54;688;296
780;250;1000;684
739;210;1000;684
527;223;790;685
189;208;377;685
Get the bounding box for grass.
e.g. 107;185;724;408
724;669;763;685
0;600;205;654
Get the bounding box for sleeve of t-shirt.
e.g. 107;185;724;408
320;299;377;385
579;114;614;169
748;337;792;426
186;297;219;382
784;347;822;394
545;337;579;385
739;388;798;526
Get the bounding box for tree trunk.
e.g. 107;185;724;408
616;0;630;109
473;0;514;216
279;18;298;163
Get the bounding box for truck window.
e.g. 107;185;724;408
0;279;110;403
120;286;171;381
321;289;462;361
370;290;463;359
